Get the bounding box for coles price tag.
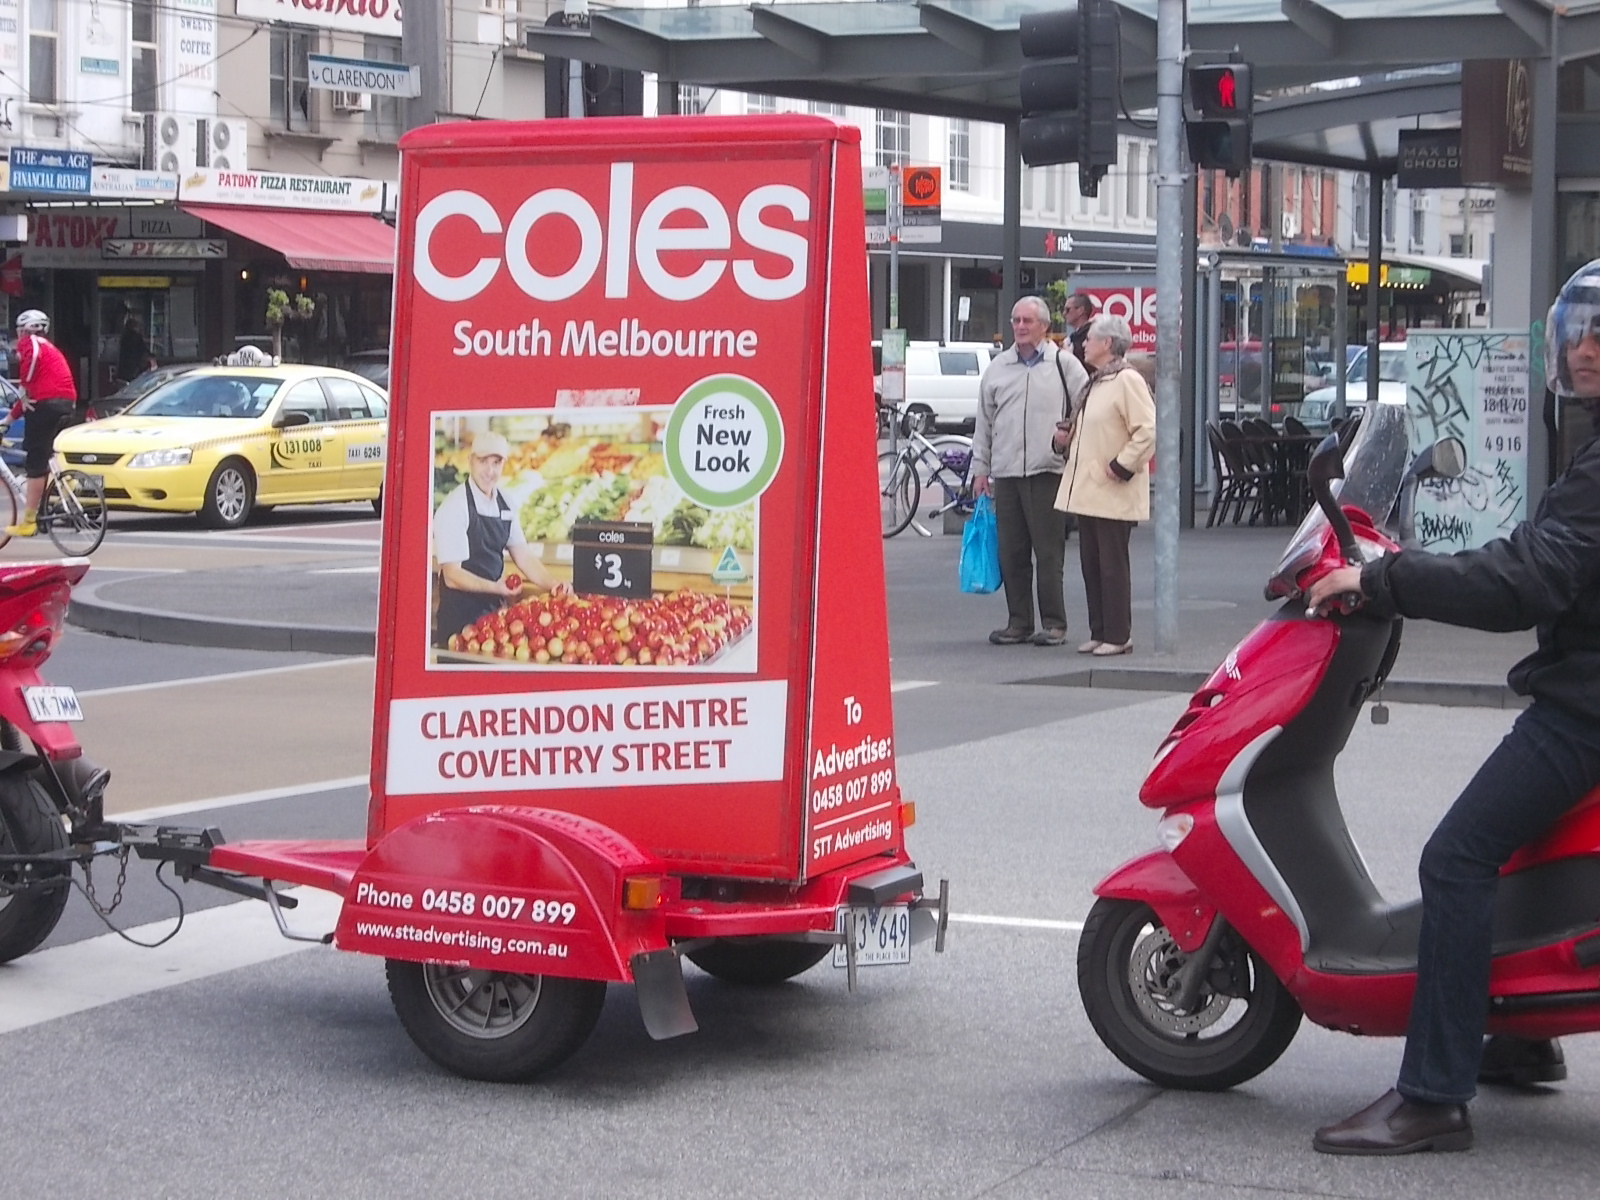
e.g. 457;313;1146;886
570;519;653;599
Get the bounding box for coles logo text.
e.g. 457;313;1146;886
414;163;810;362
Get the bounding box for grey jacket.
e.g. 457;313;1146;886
971;342;1087;479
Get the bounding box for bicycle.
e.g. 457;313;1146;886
0;421;108;555
877;420;975;539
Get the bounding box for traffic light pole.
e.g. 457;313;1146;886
1152;0;1183;655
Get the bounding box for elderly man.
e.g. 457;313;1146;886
970;295;1088;646
432;430;558;647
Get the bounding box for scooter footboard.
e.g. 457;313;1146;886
333;806;671;984
1094;849;1217;953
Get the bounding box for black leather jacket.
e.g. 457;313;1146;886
1361;433;1600;720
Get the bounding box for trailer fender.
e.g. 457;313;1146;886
335;806;673;988
1093;849;1217;953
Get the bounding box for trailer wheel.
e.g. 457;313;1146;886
0;774;71;964
385;959;605;1082
686;940;832;985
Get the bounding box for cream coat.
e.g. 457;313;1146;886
1055;365;1157;522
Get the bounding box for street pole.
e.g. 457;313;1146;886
889;165;902;330
401;0;446;130
1152;0;1183;654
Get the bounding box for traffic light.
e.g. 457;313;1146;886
1018;0;1119;196
542;12;643;118
1184;62;1253;175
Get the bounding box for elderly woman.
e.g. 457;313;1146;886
1052;314;1156;656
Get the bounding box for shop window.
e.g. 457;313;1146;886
875;109;909;167
948;119;970;193
270;28;315;131
28;0;58;104
130;0;158;114
363;36;404;141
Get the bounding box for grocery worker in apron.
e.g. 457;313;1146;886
433;430;558;647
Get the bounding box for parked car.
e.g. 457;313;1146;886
54;364;389;528
87;361;208;420
1286;342;1408;431
339;348;391;390
873;339;1002;433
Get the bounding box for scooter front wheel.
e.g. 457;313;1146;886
1077;897;1302;1091
386;959;605;1082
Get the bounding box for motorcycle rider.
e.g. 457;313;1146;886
7;310;78;538
1304;259;1600;1154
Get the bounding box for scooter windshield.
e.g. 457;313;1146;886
1266;400;1412;599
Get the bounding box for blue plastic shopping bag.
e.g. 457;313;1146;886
959;494;1001;594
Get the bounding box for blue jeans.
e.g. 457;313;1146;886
1398;701;1600;1104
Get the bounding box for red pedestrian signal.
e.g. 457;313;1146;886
1215;71;1235;110
1184;62;1253;175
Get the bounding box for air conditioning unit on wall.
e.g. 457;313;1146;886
334;91;372;113
1281;212;1300;239
198;118;249;172
143;112;200;174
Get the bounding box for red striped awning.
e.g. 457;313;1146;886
179;204;394;274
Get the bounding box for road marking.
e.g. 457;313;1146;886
0;888;344;1036
309;565;381;574
948;913;1083;932
115;776;367;823
79;656;369;699
890;680;938;692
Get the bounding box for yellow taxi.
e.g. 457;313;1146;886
54;364;388;528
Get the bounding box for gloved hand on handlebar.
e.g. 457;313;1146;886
1304;564;1366;617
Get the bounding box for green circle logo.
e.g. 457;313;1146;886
664;375;784;509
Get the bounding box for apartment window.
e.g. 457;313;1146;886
1310;172;1324;237
1450;233;1466;256
874;109;910;166
948;119;970;192
363;37;404;141
1022;166;1034;211
130;0;158;114
747;93;778;114
810;100;847;118
1097;173;1112;217
1352;180;1368;243
270;29;314;131
28;0;57;104
1125;145;1141;219
1146;151;1157;222
1410;194;1427;249
1382;179;1397;244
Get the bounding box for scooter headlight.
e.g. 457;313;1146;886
1157;812;1194;852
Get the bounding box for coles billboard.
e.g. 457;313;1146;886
1071;274;1157;354
376;117;897;881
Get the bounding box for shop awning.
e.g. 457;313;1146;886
179;204;394;274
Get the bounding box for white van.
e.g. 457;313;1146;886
874;340;1002;433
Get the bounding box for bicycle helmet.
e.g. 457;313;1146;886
1547;258;1600;396
14;309;48;335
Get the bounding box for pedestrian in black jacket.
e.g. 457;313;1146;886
1305;259;1600;1155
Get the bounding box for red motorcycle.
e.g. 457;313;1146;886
1078;401;1600;1089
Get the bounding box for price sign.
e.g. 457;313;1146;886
570;519;653;599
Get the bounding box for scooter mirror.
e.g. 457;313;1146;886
1307;435;1363;566
1431;437;1467;480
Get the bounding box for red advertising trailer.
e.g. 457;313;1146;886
201;116;947;1080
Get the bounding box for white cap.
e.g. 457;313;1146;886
470;431;510;459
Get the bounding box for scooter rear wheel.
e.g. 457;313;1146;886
1077;897;1302;1091
0;773;71;964
385;959;605;1082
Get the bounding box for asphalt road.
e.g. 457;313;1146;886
5;512;1599;1198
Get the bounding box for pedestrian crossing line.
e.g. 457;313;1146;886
309;565;382;574
0;888;344;1036
947;913;1083;932
890;680;938;692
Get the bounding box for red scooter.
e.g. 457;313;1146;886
1078;401;1600;1090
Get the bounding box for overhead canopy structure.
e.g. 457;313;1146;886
524;0;1600;171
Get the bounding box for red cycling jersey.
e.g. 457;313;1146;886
16;332;78;405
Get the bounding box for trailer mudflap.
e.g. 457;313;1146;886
331;806;671;985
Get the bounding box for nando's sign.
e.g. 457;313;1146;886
235;0;402;37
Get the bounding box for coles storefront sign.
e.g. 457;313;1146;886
1077;278;1158;354
376;118;894;879
235;0;400;36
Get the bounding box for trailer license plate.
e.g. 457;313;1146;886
22;686;83;722
832;905;911;967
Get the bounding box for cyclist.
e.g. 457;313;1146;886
7;310;78;538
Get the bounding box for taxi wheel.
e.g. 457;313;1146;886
386;959;605;1082
686;939;832;985
200;459;255;529
371;488;383;517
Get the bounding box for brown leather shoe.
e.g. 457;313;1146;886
988;626;1032;645
1478;1035;1566;1087
1312;1089;1472;1155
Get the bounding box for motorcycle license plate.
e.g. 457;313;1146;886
832;904;911;968
22;686;83;722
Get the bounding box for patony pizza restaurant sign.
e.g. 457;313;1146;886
235;0;400;36
179;167;384;213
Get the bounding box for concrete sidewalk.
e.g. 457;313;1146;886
60;520;1539;705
